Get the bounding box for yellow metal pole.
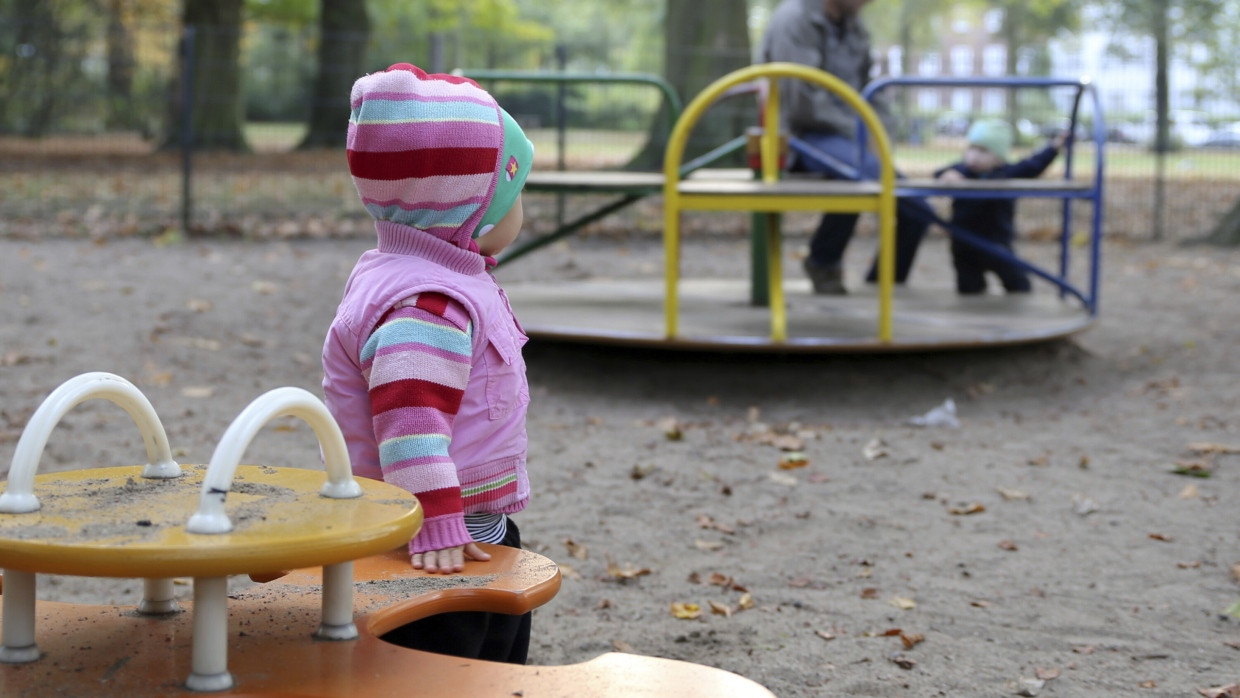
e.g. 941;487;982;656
766;212;786;341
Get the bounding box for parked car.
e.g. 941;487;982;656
1201;127;1240;149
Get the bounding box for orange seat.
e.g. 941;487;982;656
0;544;775;697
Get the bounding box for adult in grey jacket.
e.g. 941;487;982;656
760;0;934;294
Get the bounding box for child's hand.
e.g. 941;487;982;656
411;542;492;574
937;168;964;182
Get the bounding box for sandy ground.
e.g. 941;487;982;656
1;229;1238;697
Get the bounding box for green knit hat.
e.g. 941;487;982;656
473;108;534;238
966;119;1013;161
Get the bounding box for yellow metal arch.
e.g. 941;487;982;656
662;62;898;343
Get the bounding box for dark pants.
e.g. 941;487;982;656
380;520;532;664
951;236;1031;294
794;132;934;283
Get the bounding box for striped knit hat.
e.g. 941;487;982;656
346;63;533;250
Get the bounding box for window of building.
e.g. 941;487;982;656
888;46;903;76
950;46;974;76
917;89;940;111
984;9;1003;34
919;51;941;76
983;45;1006;76
982;89;1005;114
952;89;972;113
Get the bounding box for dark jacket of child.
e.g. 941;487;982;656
934;144;1061;294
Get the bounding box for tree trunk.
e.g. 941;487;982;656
105;0;136;132
1152;0;1170;241
625;0;752;170
164;0;247;150
1199;198;1240;245
9;0;59;137
298;0;371;149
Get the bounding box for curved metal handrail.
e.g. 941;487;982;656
0;372;180;514
186;386;362;535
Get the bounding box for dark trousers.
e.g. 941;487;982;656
950;236;1031;294
380;520;532;664
795;132;934;283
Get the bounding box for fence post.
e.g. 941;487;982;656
180;25;196;234
554;43;567;229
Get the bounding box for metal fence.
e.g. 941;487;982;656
1;18;1237;243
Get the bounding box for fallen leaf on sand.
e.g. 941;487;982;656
564;538;589;560
889;596;916;610
947;502;985;515
779;452;809;469
997;487;1030;501
1187;442;1240;455
1148;532;1173;542
1172;460;1214;478
862;438;889;461
694;539;724;551
815;630;836;641
890;656;916;670
998;539;1019;551
1179;484;1199;499
613;640;634;653
1199;685;1240;698
1035;667;1061;681
737;593;755;610
707;600;732;618
900;632;924;649
670;602;701;620
606;560;651;580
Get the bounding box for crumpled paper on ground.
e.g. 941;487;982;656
907;398;959;428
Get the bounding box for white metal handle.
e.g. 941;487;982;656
0;372;180;514
186;387;362;534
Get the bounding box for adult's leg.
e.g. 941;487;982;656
795;132;863;271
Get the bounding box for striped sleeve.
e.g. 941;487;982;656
362;292;475;554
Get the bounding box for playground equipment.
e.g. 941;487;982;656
484;64;1105;352
0;372;775;697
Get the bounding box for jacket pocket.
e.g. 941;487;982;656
483;321;530;421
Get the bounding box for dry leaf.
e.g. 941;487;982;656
1;351;30;367
1071;645;1096;655
778;452;809;469
768;472;798;486
630;464;655;480
862;438;889;461
181;386;215;398
1138;680;1157;688
596;598;614;610
997;487;1030;501
670;602;701;620
557;563;582;580
694;539;725;551
998;539;1019;551
890;656;916;670
1034;667;1061;681
251;280;279;294
186;298;213;312
696;515;735;534
889;596;916;610
815;629;836;641
707;600;733;618
613;640;634;653
970;600;992;608
656;416;683;441
947;502;986;515
1199;685;1240;698
1177;561;1201;569
1179;484;1200;499
900;632;925;649
1172;460;1214;478
606;560;651;580
1231;563;1240;584
1187;442;1240;455
860;588;879;599
1148;532;1173;542
564;538;589;560
737;593;754;610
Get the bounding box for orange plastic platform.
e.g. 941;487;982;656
0;545;774;697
